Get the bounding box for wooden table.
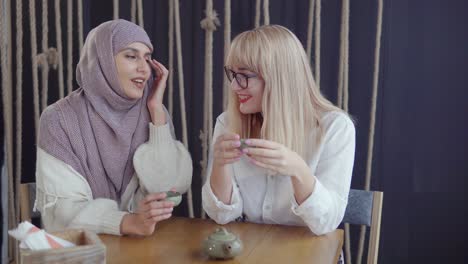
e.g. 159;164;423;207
99;217;343;264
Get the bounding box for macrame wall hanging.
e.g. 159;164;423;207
0;1;383;263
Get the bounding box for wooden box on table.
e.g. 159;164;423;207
20;229;106;264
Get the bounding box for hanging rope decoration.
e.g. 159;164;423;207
113;0;119;20
28;0;40;135
314;0;321;89
357;0;383;263
137;0;144;27
1;0;16;261
168;0;174;115
336;0;351;262
255;0;261;27
131;0;136;24
67;0;73;95
306;0;316;60
200;0;220;219
40;0;50;111
255;0;270;27
78;0;84;52
263;0;270;25
173;0;193;218
15;2;24;260
55;0;65;99
337;0;349;111
222;0;231;109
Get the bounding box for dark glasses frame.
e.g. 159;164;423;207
224;66;258;89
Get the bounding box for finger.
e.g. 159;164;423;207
148;200;175;209
242;147;281;158
143;192;167;204
220;139;241;151
152;60;169;76
150;213;172;223
219;157;241;165
245;139;280;150
216;149;242;160
222;133;240;141
215;133;240;146
248;155;284;167
148;59;161;74
146;207;174;220
246;156;277;171
153;59;168;71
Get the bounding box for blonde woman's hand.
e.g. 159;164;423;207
213;133;243;166
121;192;174;236
242;139;309;178
147;59;169;125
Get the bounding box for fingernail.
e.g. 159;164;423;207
242;148;249;153
233;141;241;147
245;139;252;145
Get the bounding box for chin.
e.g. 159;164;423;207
239;106;259;115
127;89;144;99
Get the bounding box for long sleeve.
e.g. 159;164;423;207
292;113;356;235
133;121;193;194
35;148;128;235
202;113;244;224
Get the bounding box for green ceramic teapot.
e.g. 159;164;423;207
203;227;243;259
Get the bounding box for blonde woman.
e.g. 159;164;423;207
202;25;355;236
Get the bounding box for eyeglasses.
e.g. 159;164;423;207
224;66;258;89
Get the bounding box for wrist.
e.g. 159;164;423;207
120;213;136;235
149;106;166;126
292;160;309;182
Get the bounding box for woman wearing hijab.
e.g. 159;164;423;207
35;20;192;236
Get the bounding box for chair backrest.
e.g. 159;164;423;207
342;189;383;264
20;182;40;223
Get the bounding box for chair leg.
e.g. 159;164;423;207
367;192;383;264
20;183;31;222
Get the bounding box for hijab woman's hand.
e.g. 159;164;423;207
147;59;169;125
120;192;174;236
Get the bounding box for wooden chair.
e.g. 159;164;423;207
342;189;383;264
20;182;40;224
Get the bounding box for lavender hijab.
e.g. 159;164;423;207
38;20;153;200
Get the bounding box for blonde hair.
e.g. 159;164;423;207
226;25;345;159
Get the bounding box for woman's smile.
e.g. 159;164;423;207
131;77;147;89
238;94;252;103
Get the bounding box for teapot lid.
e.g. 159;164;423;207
208;227;237;242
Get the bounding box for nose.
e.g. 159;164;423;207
137;59;149;73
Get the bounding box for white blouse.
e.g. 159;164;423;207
202;111;355;235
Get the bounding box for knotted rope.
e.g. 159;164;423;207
200;0;219;218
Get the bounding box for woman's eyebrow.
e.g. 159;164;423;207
122;47;152;57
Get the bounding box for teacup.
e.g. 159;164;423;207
165;191;182;206
239;139;249;150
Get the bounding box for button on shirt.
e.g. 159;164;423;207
202;111;355;235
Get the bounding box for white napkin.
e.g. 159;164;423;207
8;221;75;250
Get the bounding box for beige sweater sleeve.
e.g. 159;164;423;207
133;122;193;194
35;147;128;235
35;120;192;235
